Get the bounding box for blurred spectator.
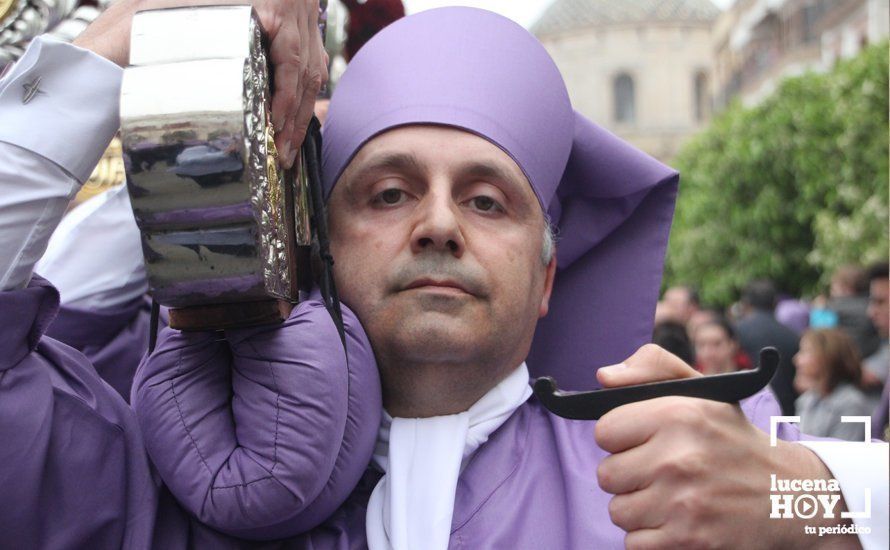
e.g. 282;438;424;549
342;0;405;61
651;321;694;366
660;285;700;325
828;264;880;359
686;307;720;341
793;329;875;441
865;262;889;439
809;293;839;329
863;263;889;385
736;279;799;415
775;297;809;335
691;317;752;375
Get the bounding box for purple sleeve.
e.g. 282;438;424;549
0;277;158;549
132;292;381;540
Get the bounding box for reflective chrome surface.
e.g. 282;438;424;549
121;5;305;308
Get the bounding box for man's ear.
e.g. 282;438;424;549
539;251;557;318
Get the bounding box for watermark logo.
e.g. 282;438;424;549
768;416;875;537
768;474;870;527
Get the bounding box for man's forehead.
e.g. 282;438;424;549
341;125;537;197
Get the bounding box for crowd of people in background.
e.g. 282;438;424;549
655;262;890;442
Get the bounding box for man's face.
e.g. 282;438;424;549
327;125;556;376
868;278;889;338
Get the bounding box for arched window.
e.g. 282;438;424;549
694;71;709;122
613;73;635;124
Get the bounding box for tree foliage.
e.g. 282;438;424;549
665;42;889;307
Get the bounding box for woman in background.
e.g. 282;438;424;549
793;328;876;441
692;317;752;375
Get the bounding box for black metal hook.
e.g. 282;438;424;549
534;347;780;420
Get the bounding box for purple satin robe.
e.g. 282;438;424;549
44;297;154;402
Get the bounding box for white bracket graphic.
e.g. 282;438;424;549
769;415;874;520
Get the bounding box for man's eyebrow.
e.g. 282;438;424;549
352;152;425;178
457;161;528;193
459;161;515;181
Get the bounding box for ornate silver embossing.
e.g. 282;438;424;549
120;6;305;310
1;0;93;65
243;16;291;300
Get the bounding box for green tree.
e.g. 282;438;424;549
665;42;889;307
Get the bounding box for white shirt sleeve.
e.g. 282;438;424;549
0;35;122;291
799;439;890;549
35;185;147;308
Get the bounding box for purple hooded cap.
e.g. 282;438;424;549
322;7;679;389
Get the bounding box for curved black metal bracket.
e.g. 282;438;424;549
534;347;780;420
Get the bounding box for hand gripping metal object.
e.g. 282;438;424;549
120;5;340;333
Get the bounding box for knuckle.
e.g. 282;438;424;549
305;68;323;92
625;532;660;550
640;342;661;355
624;343;654;367
607;497;626;527
596;462;614;491
657;449;703;481
674;489;707;523
675;527;713;550
640;343;664;361
667;399;704;427
594;418;615;449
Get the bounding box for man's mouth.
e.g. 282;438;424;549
403;278;473;296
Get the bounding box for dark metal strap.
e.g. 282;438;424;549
302;115;347;350
148;299;160;354
534;347;780;420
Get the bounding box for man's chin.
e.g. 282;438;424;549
388;316;485;361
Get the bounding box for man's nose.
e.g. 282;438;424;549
410;192;465;257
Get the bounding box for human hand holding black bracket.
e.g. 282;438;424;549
535;347;779;420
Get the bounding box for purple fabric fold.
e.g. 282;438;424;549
0;276;60;371
0;277;158;549
44;297;154;401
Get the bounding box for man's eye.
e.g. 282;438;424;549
378;188;405;205
470;196;502;212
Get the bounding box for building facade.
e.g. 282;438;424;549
712;0;889;108
532;0;721;161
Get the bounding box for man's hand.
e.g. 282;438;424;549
594;344;857;550
73;0;327;169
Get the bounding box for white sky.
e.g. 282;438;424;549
403;0;735;29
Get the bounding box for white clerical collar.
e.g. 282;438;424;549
367;363;532;550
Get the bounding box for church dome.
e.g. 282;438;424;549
531;0;721;36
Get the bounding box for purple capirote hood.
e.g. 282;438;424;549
322;7;679;389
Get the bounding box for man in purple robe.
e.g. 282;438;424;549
0;0;384;546
1;2;887;550
133;5;887;548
